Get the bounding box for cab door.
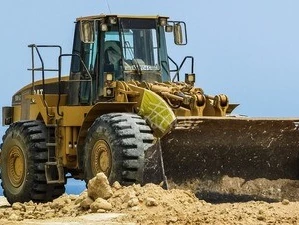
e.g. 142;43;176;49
69;22;98;105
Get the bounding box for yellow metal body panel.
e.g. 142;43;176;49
12;92;137;169
128;84;176;137
13;76;69;97
58;126;79;168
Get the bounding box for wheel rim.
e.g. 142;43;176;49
7;145;25;188
91;140;112;177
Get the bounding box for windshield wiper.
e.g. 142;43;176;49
131;58;143;76
123;40;142;76
120;22;143;76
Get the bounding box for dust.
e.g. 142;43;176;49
170;175;299;203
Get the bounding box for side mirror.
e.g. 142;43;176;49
80;20;95;43
172;21;187;45
174;23;183;45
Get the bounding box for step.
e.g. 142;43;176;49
46;124;58;127
45;162;65;184
46;143;57;147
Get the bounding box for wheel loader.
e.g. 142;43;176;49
1;14;299;204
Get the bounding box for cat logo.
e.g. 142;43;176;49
34;89;44;95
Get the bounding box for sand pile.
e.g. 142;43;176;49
0;173;299;224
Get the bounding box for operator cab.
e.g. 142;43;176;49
69;15;187;104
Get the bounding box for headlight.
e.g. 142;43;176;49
108;16;117;25
159;17;168;26
100;23;108;32
185;73;196;85
106;73;114;81
105;88;114;97
106;88;112;95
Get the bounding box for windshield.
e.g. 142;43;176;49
120;19;160;72
121;29;159;71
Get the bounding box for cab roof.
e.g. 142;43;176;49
76;14;168;22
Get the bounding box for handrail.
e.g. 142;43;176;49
28;44;62;117
28;45;93;118
171;56;194;82
168;56;179;73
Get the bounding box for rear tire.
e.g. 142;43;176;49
83;113;154;185
1;121;65;204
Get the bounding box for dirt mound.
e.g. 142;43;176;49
170;175;299;203
0;173;299;224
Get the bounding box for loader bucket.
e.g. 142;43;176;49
143;138;169;189
160;117;299;184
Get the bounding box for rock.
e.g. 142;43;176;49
97;209;106;213
24;214;35;219
75;192;88;205
87;173;113;200
112;181;122;190
90;198;112;212
25;200;35;206
282;199;290;205
167;216;178;223
80;196;94;210
123;190;137;203
113;190;122;198
130;206;141;211
12;202;24;211
24;205;36;213
257;214;266;221
133;184;142;194
128;197;139;207
64;198;72;204
145;197;158;207
12;202;25;211
61;206;72;214
44;209;56;219
50;198;65;210
8;213;21;221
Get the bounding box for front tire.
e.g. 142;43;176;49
1;121;65;204
83;113;154;185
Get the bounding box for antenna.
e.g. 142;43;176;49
105;0;112;13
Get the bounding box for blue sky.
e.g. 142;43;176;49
1;0;299;140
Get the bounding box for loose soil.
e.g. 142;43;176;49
1;174;299;225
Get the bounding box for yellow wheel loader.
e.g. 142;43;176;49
1;14;299;204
